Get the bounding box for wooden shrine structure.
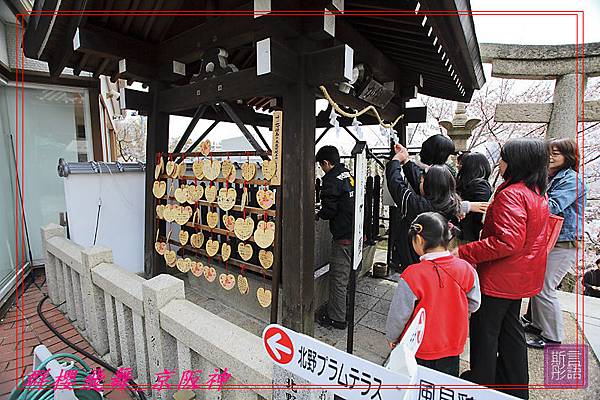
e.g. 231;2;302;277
23;0;485;334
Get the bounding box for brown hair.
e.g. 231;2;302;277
548;138;579;172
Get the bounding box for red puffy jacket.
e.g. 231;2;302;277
459;181;549;299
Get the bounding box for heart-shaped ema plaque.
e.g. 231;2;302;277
219;273;236;290
203;159;221;181
156;204;165;219
177;162;187;178
258;249;274;269
241;161;256;181
257;188;275;210
164;250;177;267
154;241;167;255
192;160;204;179
190;232;204;248
254;220;275;249
221;242;232;262
262;159;277;181
217;188;236;212
206;211;219;229
179;230;189;246
153;181;166;199
174;186;188;203
238;275;249;295
234;217;255;241
191;261;204;277
175;206;193;226
199;139;212;156
222;215;235;232
257;287;272;308
163;205;176;222
166;160;177;178
204;266;217;282
186;184;203;204
155;156;164;179
206;239;220;257
182;258;193;273
205;185;218;203
221;159;235;181
238;242;254;261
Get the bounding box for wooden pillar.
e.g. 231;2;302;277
144;81;169;278
280;51;316;334
88;84;103;161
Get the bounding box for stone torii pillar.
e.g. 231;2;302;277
439;102;481;151
480;42;600;138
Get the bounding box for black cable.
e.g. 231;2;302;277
37;295;147;400
92;203;101;246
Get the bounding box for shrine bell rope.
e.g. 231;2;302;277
319;85;405;129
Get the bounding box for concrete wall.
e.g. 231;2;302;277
41;223;272;400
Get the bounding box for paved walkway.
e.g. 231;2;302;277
0;272;133;399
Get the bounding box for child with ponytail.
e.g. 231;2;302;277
385;212;481;376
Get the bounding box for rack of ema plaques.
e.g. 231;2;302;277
152;139;283;321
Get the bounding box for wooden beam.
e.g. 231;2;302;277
158;3;301;64
144;82;170;278
73;24;156;65
88;84;104;161
119;88;152;115
93;58;111;79
176;120;220;162
252;125;272;153
158;68;285;114
48;0;87;78
116;58;186;83
334;18;422;86
315;105;426;127
173;106;207;153
256;38;299;81
305;44;354;87
218;102;269;158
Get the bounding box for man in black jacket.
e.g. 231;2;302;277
316;146;354;329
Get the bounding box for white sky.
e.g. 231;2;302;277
471;0;600;44
169;1;600;155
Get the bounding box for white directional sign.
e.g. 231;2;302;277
352;146;367;270
263;324;413;400
386;309;425;378
408;366;521;400
398;308;426;356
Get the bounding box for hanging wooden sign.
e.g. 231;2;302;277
270;110;283;185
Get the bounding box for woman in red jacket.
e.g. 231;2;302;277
458;138;549;400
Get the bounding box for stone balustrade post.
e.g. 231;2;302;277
80;246;113;356
40;224;66;305
142;274;185;398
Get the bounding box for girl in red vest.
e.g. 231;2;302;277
385;212;481;376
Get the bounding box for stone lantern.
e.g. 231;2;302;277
439;103;481;152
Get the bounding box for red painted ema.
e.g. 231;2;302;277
264;325;294;365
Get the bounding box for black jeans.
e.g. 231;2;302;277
417;356;460;376
468;294;529;399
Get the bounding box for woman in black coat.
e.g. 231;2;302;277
387;144;461;271
456;152;493;242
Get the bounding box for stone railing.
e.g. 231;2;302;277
41;223;272;400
